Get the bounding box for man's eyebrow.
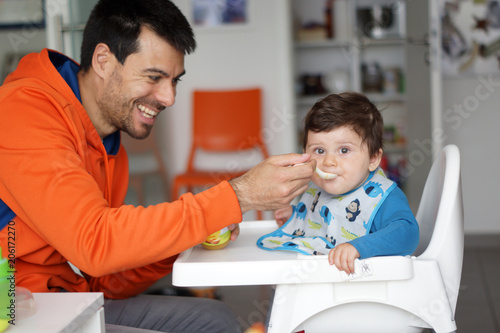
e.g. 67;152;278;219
143;68;186;79
143;68;168;77
175;70;186;79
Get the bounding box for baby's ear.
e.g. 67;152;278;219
368;148;383;172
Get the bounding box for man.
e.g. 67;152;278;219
0;0;314;332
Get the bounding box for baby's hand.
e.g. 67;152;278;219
274;206;293;227
328;243;360;275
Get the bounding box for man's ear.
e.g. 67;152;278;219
368;148;383;172
92;43;115;79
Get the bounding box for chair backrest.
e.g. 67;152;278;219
121;129;166;175
121;130;158;154
187;88;269;171
414;144;464;314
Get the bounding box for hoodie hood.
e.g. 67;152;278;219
5;49;78;100
2;49;109;152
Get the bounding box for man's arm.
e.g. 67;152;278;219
229;153;315;214
0;88;242;277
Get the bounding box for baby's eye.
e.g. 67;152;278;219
314;148;325;155
339;147;349;154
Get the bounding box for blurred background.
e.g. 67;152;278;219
0;0;498;331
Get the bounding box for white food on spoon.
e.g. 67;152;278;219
290;163;337;179
315;167;337;179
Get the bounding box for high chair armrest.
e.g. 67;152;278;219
295;255;414;283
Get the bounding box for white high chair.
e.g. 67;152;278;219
267;144;464;333
172;144;464;333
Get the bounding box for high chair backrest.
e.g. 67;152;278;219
187;88;268;171
414;144;464;314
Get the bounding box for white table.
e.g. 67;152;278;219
8;292;104;333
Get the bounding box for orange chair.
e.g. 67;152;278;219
171;88;269;219
122;129;169;206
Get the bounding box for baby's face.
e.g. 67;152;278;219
304;126;380;196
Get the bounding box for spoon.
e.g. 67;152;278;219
290;163;337;179
315;167;337;179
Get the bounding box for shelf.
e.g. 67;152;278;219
295;39;352;49
290;0;433;208
358;37;406;47
296;92;406;107
292;0;411;169
365;92;406;103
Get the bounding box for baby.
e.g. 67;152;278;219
258;92;419;274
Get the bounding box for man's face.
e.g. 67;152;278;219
98;27;185;139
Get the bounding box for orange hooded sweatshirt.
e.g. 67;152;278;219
0;49;242;299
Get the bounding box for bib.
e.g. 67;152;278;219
257;168;396;255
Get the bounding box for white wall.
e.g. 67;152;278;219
161;0;297;184
441;75;500;234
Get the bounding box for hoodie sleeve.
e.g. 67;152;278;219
0;79;243;287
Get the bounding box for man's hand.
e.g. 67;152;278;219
229;153;315;214
228;224;240;241
274;206;293;227
328;243;360;275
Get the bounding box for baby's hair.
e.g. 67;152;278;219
302;92;384;157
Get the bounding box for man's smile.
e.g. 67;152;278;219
138;104;159;119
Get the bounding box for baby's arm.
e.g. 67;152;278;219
328;243;360;275
350;188;419;259
274;205;294;227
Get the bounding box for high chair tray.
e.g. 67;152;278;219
173;221;414;287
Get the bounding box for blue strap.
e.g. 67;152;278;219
0;203;15;230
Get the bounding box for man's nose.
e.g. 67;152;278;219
155;82;176;108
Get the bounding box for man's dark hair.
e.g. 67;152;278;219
79;0;196;72
303;92;384;157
